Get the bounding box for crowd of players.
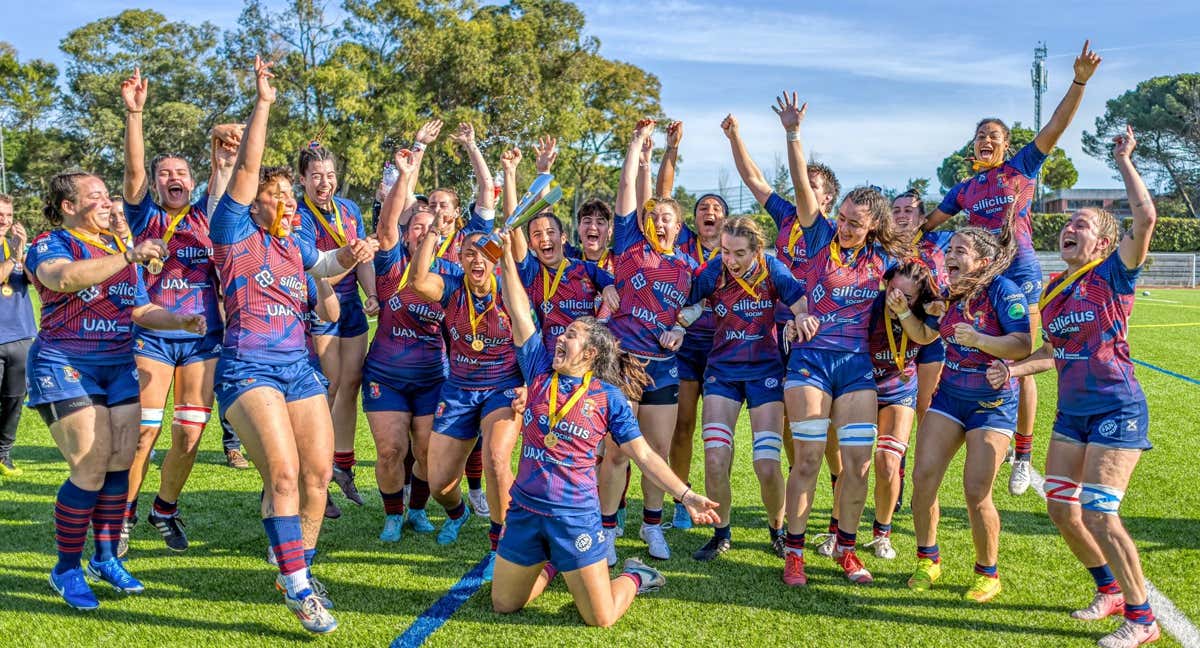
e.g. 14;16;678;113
0;41;1166;646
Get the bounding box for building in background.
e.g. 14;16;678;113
1039;188;1143;217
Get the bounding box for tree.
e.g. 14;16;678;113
59;10;237;188
1083;74;1200;218
936;122;1078;194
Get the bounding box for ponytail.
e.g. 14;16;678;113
945;200;1017;304
841;186;909;258
43;170;94;228
576;317;652;402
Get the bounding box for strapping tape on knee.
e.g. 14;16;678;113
752;431;783;462
790;418;829;443
1043;475;1081;505
702;423;733;450
837;423;877;447
141;408;164;427
173;405;212;427
1080;483;1124;514
875;435;908;459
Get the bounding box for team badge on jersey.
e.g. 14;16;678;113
541;301;553;315
574;533;593;553
62;366;81;383
765;377;779;389
38;376;56;390
436;401;447;417
369;382;381;399
582;399;595;418
136;338;145;350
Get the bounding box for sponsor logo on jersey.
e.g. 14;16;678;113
630;273;646;290
1007;302;1027;320
38;375;56;390
78;286;101;302
253;269;275;288
62;366;81;383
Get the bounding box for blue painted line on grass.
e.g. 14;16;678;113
1133;359;1200;387
391;555;492;648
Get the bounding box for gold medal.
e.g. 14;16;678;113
543;432;558;448
147;258;164;275
471;338;485;352
466;276;497;355
1;285;12;297
899;373;911;383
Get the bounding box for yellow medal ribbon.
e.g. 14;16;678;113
304;194;347;246
971;158;1004;173
694;241;718;265
541;259;568;305
65;228;128;256
148;207;190;274
436;228;457;259
546;371;593;447
884;310;909;375
397;255;436;294
730;256;768;298
1;239;11;296
466;275;497;352
2;238;9;261
1039;258;1103;311
828;239;863;269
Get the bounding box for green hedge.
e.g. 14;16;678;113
1032;213;1200;252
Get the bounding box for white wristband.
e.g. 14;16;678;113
898;310;913;320
786;130;802;142
411;141;427;152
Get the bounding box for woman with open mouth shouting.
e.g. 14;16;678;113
992;127;1161;648
905;206;1031;605
921;40;1103;497
597;119;699;561
117;67;238;558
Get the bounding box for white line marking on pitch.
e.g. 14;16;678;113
1027;468;1200;646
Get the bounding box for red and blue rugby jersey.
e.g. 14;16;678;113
765;193;810;324
210;194;317;366
938;276;1030;399
1041;253;1145;415
512;334;641;515
606;210;697;359
676;225;719;354
26;230;149;363
365;244;459;385
797;216;893;354
916;230;953;291
516;252;612;350
433;207;496;265
296;196;367;299
127;194;221;339
439;272;521;388
867;296;926;388
938;142;1046;278
690;254;803;380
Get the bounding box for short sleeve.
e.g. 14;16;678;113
346;200;367;239
764;193;797;229
463;205;494;235
689;257;722;304
26;233;75;273
768;255;804;305
296;235;319;270
802;213;835;252
516;331;553;381
125;193;159;236
439;271;465;308
612;210;645;255
1098;251;1140;295
209;193;256;245
374;243;405;276
1008;142;1048;179
675;224;697;251
991;279;1030;335
516;252;540;287
192;194;209;217
606;385;642;446
937;182;965;217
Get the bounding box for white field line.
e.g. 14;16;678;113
1027;468;1200;647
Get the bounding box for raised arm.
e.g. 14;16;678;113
377;149;419;251
656;121;682;197
1034;40;1101;154
121;68;150;205
450;122;494;212
1113;126;1157;269
206;124;242;215
774;92;819;227
721;114;773;205
498;232;536;347
228;56;276;205
397;119;443;227
615;119;656;217
409;223;446;303
636;135;653;218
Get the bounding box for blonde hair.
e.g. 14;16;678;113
1075;208;1120;259
721;215;765;253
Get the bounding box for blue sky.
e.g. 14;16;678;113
5;0;1200;200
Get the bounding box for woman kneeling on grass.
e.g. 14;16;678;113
991;127;1160;648
493;231;719;627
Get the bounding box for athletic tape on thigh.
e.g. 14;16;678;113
752;431;783;462
1043;475;1081;505
173;405;212;427
702;423;733;450
875;435;908;459
836;423;878;447
141;408;165;427
1080;482;1124;514
790;418;830;443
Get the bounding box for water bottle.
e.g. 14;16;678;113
381;163;399;192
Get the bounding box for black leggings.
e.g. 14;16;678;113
0;337;32;457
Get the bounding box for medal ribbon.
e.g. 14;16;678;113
436;228;457;259
304;194;347;246
397;255;436;294
541;259;568;306
971;158;1004;173
828;239;863;269
694;242;718;265
884;310;909;375
65;228;128;256
1;238;10;294
466;275;497;346
1039;258;1102;311
161;207;190;246
548;371;593;432
731;256;768;298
